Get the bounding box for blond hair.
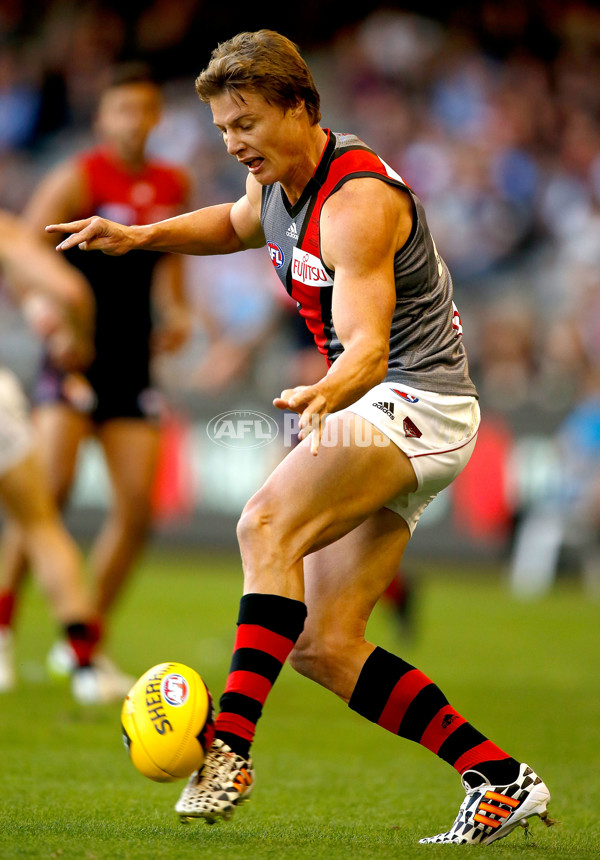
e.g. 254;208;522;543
195;30;321;124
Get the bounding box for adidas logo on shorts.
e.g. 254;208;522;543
372;401;395;419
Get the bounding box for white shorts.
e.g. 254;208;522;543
343;382;480;533
0;368;34;478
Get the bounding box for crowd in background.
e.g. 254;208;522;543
0;1;599;414
1;1;600;572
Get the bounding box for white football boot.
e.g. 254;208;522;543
71;660;135;705
0;627;16;691
175;739;254;823
419;763;555;845
46;640;77;678
48;640;134;703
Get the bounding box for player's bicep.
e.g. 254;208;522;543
331;265;396;357
323;184;398;351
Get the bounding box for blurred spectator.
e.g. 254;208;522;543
2;1;600;571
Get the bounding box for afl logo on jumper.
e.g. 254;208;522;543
391;388;419;404
291;248;334;288
161;673;189;707
268;241;284;269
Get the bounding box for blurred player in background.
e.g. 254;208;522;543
48;31;553;846
0;211;127;703
0;62;191;688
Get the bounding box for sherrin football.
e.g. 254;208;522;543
121;662;215;782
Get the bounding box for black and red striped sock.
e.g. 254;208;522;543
64;619;102;668
0;591;17;628
349;647;520;785
215;593;307;758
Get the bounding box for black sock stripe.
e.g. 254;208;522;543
65;622;94;641
475;758;520;786
219;691;263;724
215;731;251;759
398;684;448;742
436;722;488;766
348;647;414;723
238;593;307;639
230;648;283;683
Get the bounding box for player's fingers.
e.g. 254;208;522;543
46;220;96;249
288;386;312;410
310;424;322;455
273;387;306;411
49;219;106;252
57;229;102;252
300;411;324;455
45;219;93;235
298;402;325;440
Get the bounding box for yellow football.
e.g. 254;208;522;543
121;662;215;782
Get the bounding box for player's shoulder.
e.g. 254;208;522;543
146;157;189;185
76;145;107;170
326;173;409;213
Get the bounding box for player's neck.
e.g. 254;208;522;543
280;125;328;206
104;143;147;172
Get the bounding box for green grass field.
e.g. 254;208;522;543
1;549;599;859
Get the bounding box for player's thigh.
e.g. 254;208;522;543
98;418;160;511
0;452;57;525
242;412;417;558
33;404;91;501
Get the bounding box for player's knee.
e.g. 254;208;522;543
236;491;285;552
114;493;153;536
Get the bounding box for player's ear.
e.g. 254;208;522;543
289;99;305;119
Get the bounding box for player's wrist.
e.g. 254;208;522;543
129;223;152;251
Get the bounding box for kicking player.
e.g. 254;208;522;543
47;31;554;846
0;211;127;702
0;62;191;686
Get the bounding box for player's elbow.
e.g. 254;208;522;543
343;333;389;386
373;345;389;383
363;340;389;386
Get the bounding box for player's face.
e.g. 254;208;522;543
210;88;305;188
96;83;161;158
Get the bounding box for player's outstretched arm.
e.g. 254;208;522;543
47;176;266;257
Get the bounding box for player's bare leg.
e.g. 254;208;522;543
0;403;92;686
0;403;88;603
179;412;551;842
92;418;160;616
284;444;550;844
289;506;411;699
0;451;91;622
0;450;129;702
176;413;417;821
239;413;417;599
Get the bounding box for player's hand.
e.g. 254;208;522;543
46;216;135;256
273;385;328;455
